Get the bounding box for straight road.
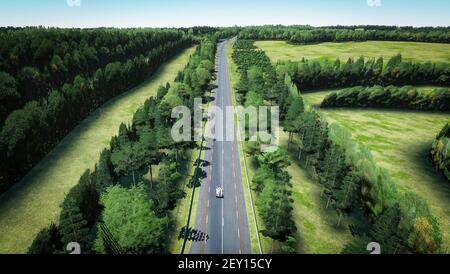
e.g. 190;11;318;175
190;39;251;254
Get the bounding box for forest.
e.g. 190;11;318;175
27;36;216;254
233;40;297;252
0;28;193;194
238;25;450;44
321;85;450;111
232;39;443;254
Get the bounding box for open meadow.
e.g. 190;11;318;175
256;41;450;64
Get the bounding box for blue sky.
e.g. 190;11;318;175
0;0;449;28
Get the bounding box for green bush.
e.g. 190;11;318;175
431;123;450;182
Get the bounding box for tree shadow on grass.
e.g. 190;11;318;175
411;141;450;199
190;167;207;188
285;137;368;254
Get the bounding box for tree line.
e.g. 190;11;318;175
0;27;189;125
232;39;299;253
321;85;450;111
238;25;450;44
232;39;442;254
276;54;449;91
28;37;217;254
292;114;441;254
431;123;450;183
0;29;193;194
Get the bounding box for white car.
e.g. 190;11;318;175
216;187;224;198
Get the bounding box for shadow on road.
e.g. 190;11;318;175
194;159;211;167
179;226;209;242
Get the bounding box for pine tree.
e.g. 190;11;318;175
28;223;63;254
342;235;372;254
94;149;113;193
334;170;360;224
370;203;406;254
284;94;304;148
258;183;296;241
280;236;297;254
153;160;184;214
138;127;163;188
118;123;130;145
111;142;145;186
235;69;249;101
59;198;90;251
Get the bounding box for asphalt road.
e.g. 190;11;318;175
190;39;251;254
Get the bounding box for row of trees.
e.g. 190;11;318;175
253;149;297;253
291;113;442;254
321;85;450;111
238;25;450;44
28;37;217;254
233;39;298;252
431;123;450;183
276;54;450;91
0;33;193;194
0;28;189;125
232;40;291;118
233;39;442;254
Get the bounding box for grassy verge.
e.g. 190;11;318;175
302;90;450;252
226;41;262;254
0;47;197;254
255;41;450;64
279;131;357;253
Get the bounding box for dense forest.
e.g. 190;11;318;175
0;28;193;194
431;123;450;183
321;86;450;111
0;28;190;123
238;25;450;44
28;37;217;254
232;39;442;254
276;54;450;91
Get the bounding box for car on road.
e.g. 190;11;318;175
216;187;223;198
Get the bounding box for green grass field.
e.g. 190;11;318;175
256;41;450;64
0;47;196;254
302;90;450;252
